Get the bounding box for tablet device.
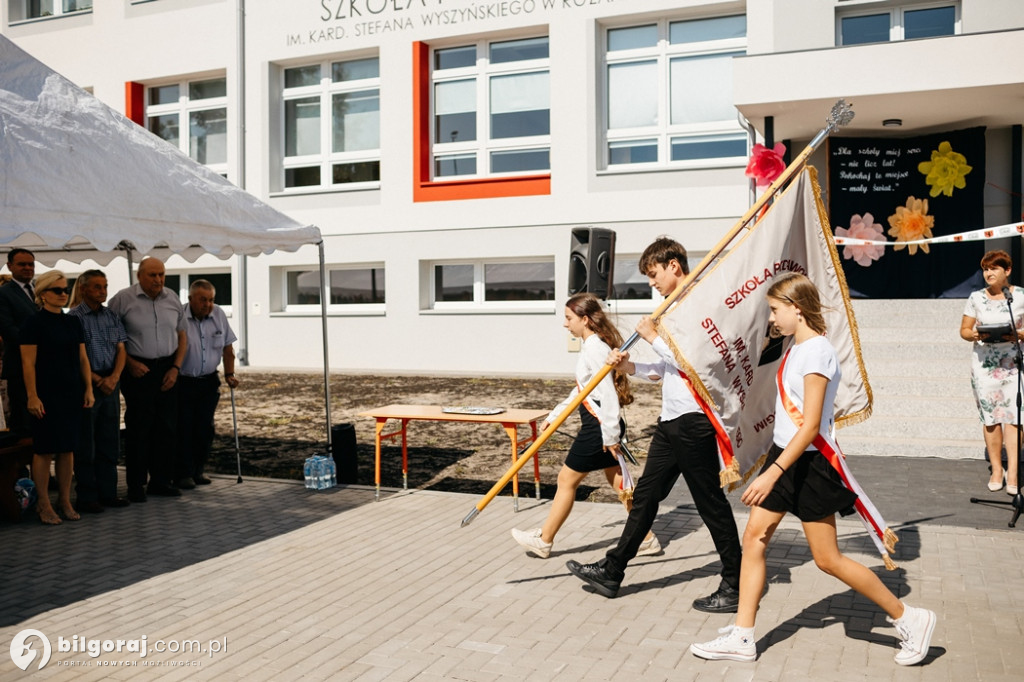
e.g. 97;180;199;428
977;323;1015;342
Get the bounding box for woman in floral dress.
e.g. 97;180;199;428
961;250;1024;495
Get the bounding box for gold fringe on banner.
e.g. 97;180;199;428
808;166;874;428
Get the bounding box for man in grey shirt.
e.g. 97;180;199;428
108;257;187;502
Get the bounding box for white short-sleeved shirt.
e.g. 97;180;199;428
773;335;840;450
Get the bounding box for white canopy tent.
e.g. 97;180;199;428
0;35;336;452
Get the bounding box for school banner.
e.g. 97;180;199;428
657;167;871;486
827;127;986;298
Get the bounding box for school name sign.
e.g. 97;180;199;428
290;0;616;44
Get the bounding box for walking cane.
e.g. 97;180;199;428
230;386;243;484
460;100;855;528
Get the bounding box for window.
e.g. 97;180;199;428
165;272;233;309
10;0;91;21
278;265;385;312
282;57;380;190
147;77;228;177
838;3;957;46
604;15;747;169
431;37;550;180
428;260;555;309
610;256;655;302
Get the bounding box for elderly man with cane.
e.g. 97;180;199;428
175;279;239;489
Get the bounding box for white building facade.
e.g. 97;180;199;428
2;0;1022;374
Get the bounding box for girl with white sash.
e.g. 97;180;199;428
690;273;936;666
511;293;657;559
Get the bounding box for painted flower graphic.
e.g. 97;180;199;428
887;196;935;255
835;213;886;267
745;142;786;188
918;141;972;198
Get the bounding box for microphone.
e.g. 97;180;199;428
1004;286;1014;303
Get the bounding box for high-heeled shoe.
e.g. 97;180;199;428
988;473;1005;492
1008;484;1019;496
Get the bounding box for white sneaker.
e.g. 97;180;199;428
636;534;662;557
511;528;552;558
888;604;936;666
689;624;756;662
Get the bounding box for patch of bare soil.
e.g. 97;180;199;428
206;372;662;503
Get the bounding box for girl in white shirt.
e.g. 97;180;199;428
691;273;936;667
512;293;657;558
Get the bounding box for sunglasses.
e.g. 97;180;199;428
45;286;71;295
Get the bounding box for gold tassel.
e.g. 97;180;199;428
883;554;899;571
883;527;899;555
618;488;634;511
720;459;741;488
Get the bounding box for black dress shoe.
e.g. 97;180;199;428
101;497;131;508
693;581;740;613
77;501;105;514
147;483;182;497
175;477;197;490
194;475;212;485
566;559;623;599
127;488;147;503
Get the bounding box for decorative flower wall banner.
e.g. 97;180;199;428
834;213;886;267
745;142;786;188
918;141;972;198
826;126;985;298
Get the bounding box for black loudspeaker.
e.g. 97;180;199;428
331;423;358;484
568;227;616;299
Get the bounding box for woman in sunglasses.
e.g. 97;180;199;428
20;270;94;525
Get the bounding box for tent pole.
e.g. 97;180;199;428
318;241;333;454
122;242;135;279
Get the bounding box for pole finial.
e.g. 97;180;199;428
827;99;855;132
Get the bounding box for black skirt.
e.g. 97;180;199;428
564;405;621;473
758;443;859;522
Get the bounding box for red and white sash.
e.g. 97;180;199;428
678;370;736;486
777;349;899;570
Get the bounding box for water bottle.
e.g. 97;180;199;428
314;455;327;490
303;457;314;489
326;456;337;489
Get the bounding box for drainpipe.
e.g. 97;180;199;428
235;0;249;365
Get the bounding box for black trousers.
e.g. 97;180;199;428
606;412;742;589
177;374;220;479
120;355;178;491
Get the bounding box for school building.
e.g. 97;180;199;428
2;0;1022;374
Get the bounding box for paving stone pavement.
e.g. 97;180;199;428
1;458;1023;682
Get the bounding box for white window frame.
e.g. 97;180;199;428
601;16;747;173
281;55;381;192
146;76;229;179
836;2;960;46
327;263;386;312
274;264;386;315
429;36;551;182
426;258;557;312
9;0;92;22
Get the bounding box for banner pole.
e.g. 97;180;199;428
460;100;855;527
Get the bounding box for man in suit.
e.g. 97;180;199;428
0;248;39;434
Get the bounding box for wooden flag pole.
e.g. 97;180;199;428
461;100;854;527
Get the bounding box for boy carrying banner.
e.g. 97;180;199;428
566;237;742;611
